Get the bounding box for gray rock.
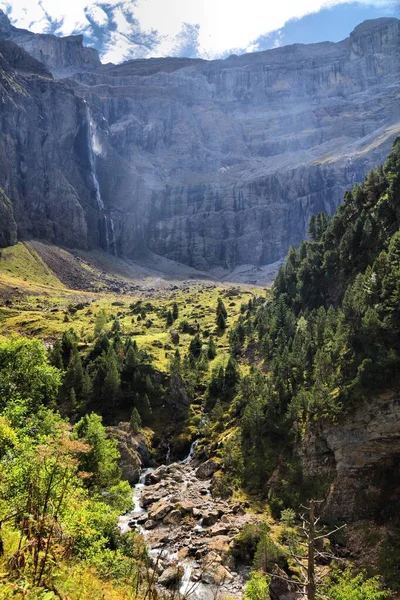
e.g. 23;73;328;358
158;565;184;588
196;460;218;480
0;11;399;272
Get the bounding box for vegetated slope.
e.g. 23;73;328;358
0;144;399;598
0;10;399;270
199;138;400;586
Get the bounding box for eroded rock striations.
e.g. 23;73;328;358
299;394;400;521
0;12;399;270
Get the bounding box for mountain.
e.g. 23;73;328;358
0;11;399;272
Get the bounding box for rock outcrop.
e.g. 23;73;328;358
0;11;100;76
299;394;400;521
107;422;151;484
0;12;399;271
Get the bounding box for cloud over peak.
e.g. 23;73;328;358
1;0;399;63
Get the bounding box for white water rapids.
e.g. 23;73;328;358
118;442;218;599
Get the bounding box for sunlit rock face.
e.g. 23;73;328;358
0;12;399;268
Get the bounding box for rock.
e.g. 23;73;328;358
299;394;400;521
196;460;218;480
144;519;157;530
207;536;231;559
141;490;162;507
145;471;160;485
209;525;229;537
136;515;148;525
270;566;299;600
164;509;182;525
201;560;233;586
0;12;398;273
178;501;195;515
158;565;184;588
106;423;151;484
170;331;180;345
149;501;174;521
202;510;220;526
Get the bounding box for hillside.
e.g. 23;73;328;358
0;139;399;599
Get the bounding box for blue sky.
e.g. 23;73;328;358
1;1;399;63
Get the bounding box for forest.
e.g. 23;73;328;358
0;139;399;598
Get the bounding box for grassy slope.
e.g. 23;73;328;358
0;242;263;371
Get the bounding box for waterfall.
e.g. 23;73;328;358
109;216;117;256
84;102;115;255
181;439;199;465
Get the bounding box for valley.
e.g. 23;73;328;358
0;9;399;600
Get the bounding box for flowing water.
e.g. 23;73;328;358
118;442;227;599
84;102;115;255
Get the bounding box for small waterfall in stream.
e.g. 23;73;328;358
84;102;116;255
118;440;220;599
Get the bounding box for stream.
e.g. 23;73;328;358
119;442;256;598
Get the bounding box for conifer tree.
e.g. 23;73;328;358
172;302;179;320
207;335;217;359
216;297;228;330
189;333;202;358
130;407;142;434
102;348;121;411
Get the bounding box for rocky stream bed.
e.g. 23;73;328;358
119;444;260;598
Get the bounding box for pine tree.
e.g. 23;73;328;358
207;335;217;359
189;333;202;358
50;340;63;370
225;356;239;389
94;309;108;337
130;407;142;434
65;351;84;400
166;310;174;326
216;298;228;330
102;348;121;412
172;302;179;320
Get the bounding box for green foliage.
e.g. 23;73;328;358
207;335;217;359
245;571;270;600
216;297;228;330
189;333;202;358
323;569;389;600
94;308;108;336
74;413;121;489
0;337;61;411
130;407;142;434
253;525;283;571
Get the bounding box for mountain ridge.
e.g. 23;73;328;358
0;11;399;273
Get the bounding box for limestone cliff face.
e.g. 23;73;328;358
0;11;100;75
299;394;400;521
0;12;399;269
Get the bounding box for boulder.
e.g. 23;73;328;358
202;510;220;526
158;565;184;588
270;566;300;600
149;500;174;521
201;562;233;586
164;509;182;525
196;460;218;480
144;519;157;530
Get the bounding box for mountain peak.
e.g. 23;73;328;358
350;17;399;37
0;9;13;35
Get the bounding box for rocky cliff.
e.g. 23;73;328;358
300;394;400;522
0;12;399;271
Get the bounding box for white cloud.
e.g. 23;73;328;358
1;0;398;61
